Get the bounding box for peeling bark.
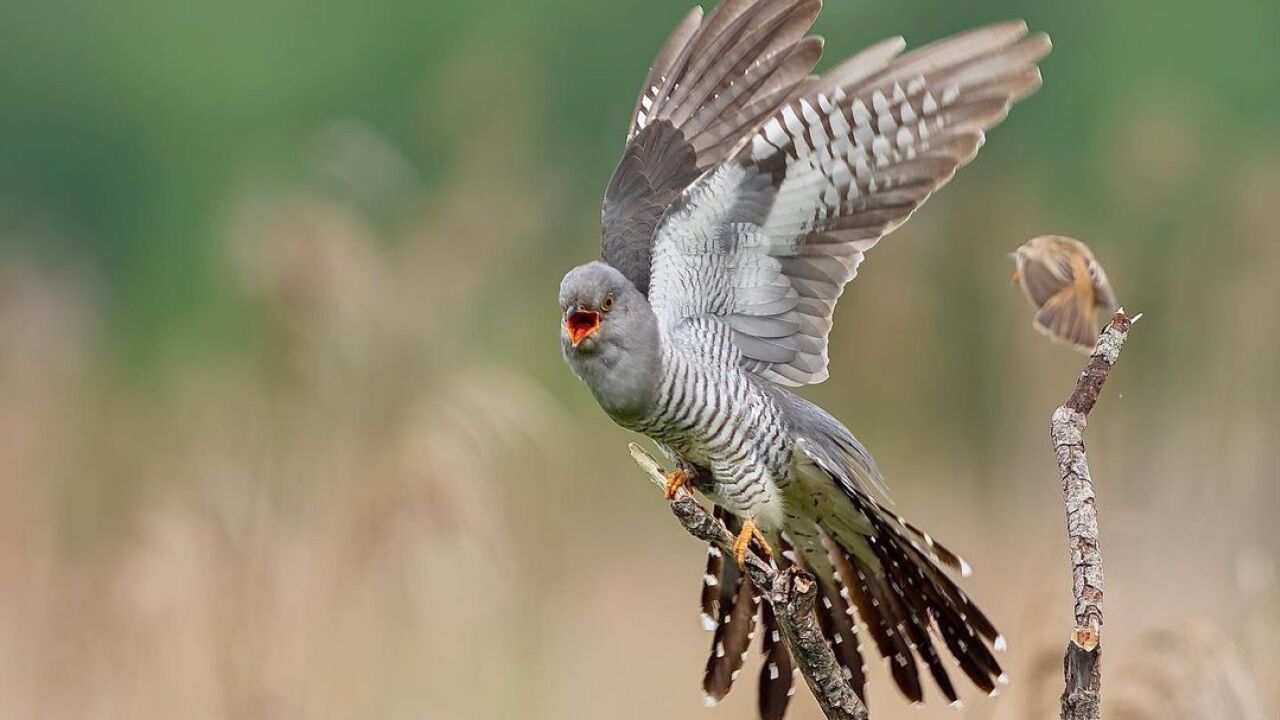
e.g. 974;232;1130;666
1052;311;1136;720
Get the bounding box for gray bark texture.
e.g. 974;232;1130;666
1052;310;1136;720
628;443;869;720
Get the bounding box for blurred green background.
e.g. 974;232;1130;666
1;0;1277;718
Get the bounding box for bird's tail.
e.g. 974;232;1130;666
697;495;1005;716
701;508;784;712
795;429;1006;705
802;497;1007;706
1033;285;1103;352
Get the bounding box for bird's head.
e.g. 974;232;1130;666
558;261;660;420
558;261;648;357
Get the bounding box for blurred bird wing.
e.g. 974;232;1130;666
1017;249;1071;307
1033;286;1102;352
600;0;823;295
648;22;1050;386
1088;256;1119;312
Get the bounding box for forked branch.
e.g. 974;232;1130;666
628;443;869;720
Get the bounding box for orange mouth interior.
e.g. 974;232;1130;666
566;310;600;346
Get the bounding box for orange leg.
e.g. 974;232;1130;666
1010;267;1022;284
663;467;690;500
731;518;774;569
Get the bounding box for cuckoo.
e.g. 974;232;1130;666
558;0;1049;715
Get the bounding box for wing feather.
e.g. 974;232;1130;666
648;23;1051;385
601;0;823;295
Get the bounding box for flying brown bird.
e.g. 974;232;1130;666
1011;235;1118;351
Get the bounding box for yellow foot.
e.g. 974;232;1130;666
663;467;690;500
1010;268;1022;284
731;518;774;569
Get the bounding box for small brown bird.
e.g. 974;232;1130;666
1011;235;1118;351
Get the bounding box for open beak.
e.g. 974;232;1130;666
565;308;601;347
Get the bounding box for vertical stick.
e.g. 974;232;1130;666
1051;311;1135;720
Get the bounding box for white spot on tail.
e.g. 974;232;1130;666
872;90;890;115
768;663;780;680
702;693;719;708
851;98;871;126
994;635;1007;652
701;613;718;631
763;118;788;148
799;98;820;124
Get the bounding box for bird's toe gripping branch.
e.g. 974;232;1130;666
663;467;690;500
732;518;774;570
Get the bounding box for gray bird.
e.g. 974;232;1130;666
559;0;1049;714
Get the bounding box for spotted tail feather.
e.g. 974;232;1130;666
810;547;870;703
821;495;1006;703
702;511;760;705
700;542;725;631
873;500;973;577
758;602;796;720
826;536;925;702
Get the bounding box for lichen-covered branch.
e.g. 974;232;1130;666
628;443;869;720
1052;310;1136;720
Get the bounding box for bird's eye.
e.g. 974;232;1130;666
601;294;615;312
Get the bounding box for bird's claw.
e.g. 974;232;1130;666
732;518;774;569
663;467;690;500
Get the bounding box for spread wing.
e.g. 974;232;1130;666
647;22;1051;385
600;0;823;295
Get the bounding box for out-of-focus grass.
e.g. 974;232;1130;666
1;3;1279;718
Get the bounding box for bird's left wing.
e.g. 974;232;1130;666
600;0;823;296
647;23;1050;385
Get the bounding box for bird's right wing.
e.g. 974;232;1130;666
647;23;1050;386
600;0;823;295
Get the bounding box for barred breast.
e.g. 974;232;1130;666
627;318;793;525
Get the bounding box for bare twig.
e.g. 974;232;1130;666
1052;310;1137;720
628;443;869;720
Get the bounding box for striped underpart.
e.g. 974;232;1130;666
627;317;792;521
